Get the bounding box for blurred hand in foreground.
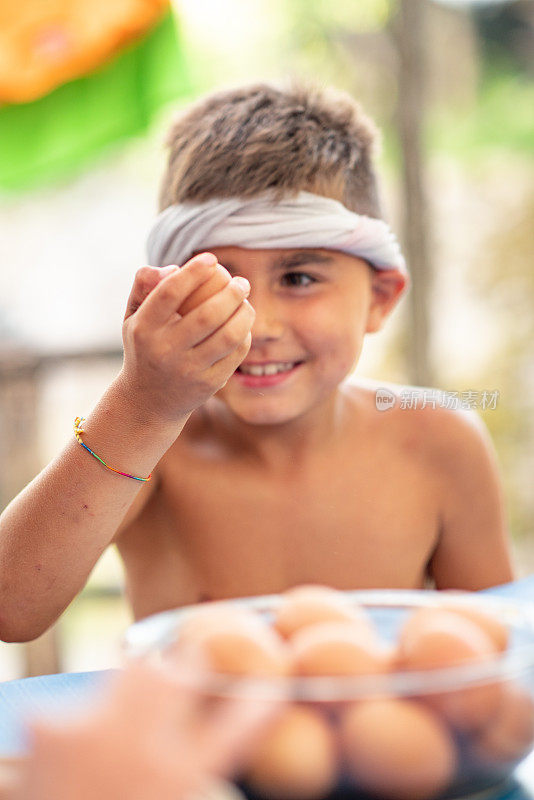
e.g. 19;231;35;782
12;661;281;800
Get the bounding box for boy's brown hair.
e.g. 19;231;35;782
158;82;383;220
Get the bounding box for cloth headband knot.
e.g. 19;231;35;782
146;191;408;275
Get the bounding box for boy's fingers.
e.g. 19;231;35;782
138;253;219;327
193;302;254;368
124;265;177;321
176;277;252;349
193;332;251;392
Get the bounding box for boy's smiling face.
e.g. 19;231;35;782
209;246;406;426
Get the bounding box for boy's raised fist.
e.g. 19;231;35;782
118;252;254;423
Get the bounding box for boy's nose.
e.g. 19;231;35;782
249;295;284;342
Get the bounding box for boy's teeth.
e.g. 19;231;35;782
240;362;297;376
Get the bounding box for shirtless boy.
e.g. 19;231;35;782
0;83;515;641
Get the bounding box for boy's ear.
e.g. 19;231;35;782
365;269;409;333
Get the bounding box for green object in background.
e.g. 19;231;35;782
0;11;190;192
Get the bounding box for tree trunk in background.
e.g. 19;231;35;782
23;626;62;678
394;0;434;387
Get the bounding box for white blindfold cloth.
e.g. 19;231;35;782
146;191;408;277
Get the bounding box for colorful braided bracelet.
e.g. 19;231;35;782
73;417;152;482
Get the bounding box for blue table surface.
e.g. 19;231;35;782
1;578;533;798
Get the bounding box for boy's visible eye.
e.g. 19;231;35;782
280;272;318;288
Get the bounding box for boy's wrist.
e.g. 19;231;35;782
74;374;192;478
110;370;192;433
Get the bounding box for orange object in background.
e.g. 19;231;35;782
0;0;170;103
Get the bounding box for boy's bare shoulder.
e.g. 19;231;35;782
345;379;514;589
342;376;491;471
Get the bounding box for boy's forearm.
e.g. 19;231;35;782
0;374;188;642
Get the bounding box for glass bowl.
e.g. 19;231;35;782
122;589;534;800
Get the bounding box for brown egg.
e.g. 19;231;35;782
397;608;499;671
472;683;534;764
430;682;505;732
274;585;375;641
177;603;263;645
397;608;502;730
198;626;288;679
440;598;509;652
178;262;231;315
175;604;289;678
340;698;457;800
246;705;338;800
290;621;391;677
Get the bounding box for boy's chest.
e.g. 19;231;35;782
128;443;441;611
